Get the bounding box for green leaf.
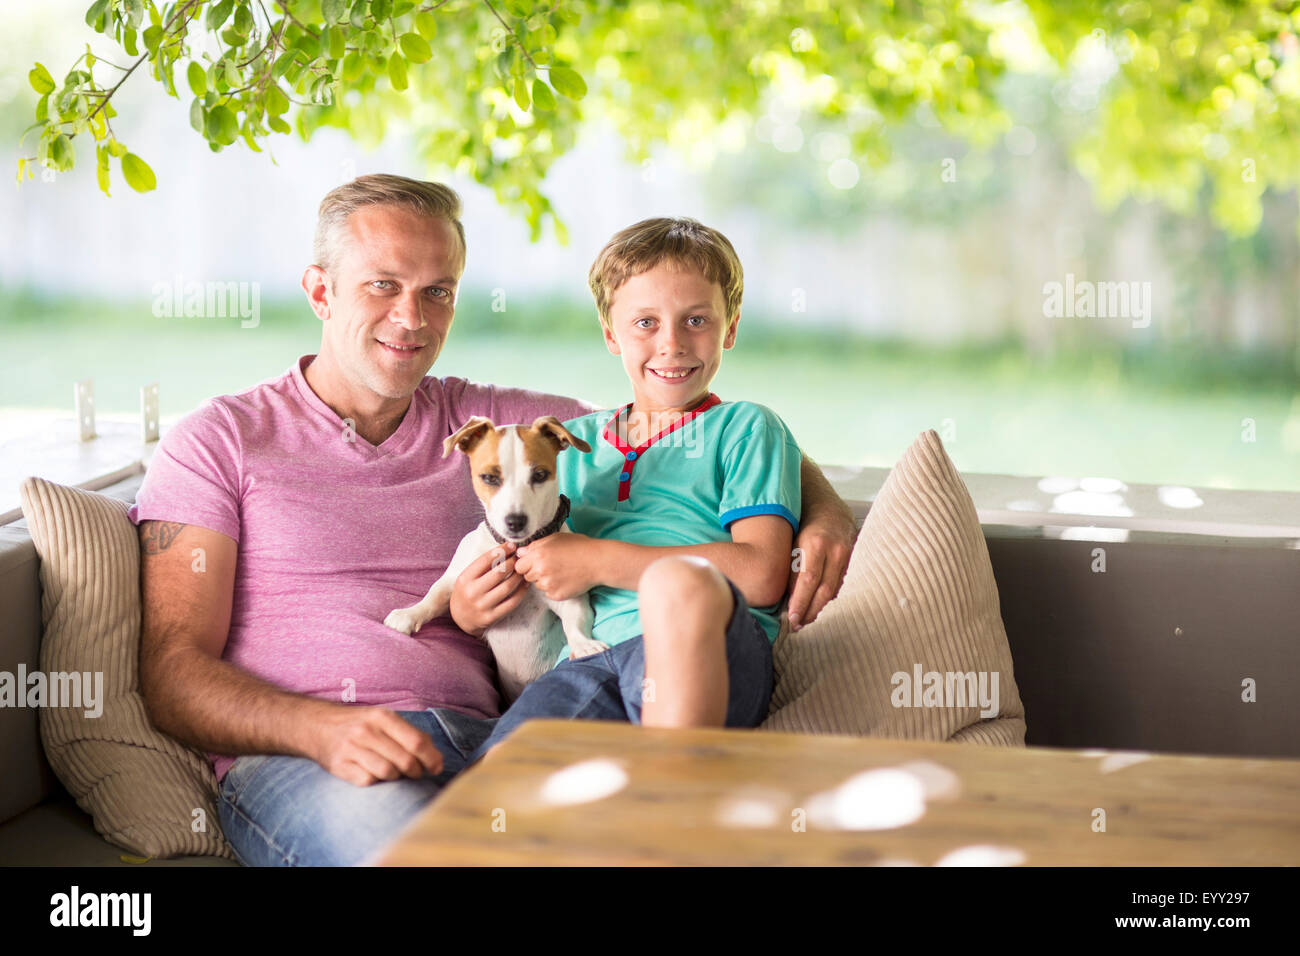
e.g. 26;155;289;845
268;114;290;134
123;27;138;57
28;64;55;95
189;97;205;133
329;26;346;60
223;58;240;90
96;150;111;195
187;61;206;96
371;0;391;20
398;33;432;64
265;83;289;115
388;51;408;91
414;11;437;41
143;25;163;55
125;0;144;30
503;0;533;16
548;66;586;100
322;0;346;23
107;138;127;158
206;104;239;145
35;93;48;123
513;76;530;110
233;4;254;36
341;51;364;82
206;0;234;31
531;78;555;110
121;152;156;192
49;134;73;170
84;0;110;30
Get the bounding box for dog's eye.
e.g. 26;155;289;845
530;468;549;484
479;473;501;486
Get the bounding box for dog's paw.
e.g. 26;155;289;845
567;638;610;660
384;608;425;635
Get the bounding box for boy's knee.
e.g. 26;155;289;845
638;556;732;619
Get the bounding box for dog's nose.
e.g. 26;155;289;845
504;513;527;534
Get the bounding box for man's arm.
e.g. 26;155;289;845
138;521;442;786
789;453;859;630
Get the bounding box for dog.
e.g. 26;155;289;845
384;415;608;703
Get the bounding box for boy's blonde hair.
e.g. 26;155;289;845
588;217;743;328
313;174;467;283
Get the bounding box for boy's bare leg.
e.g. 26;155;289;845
637;556;733;727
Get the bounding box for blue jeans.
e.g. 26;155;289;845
216;579;771;865
460;575;774;765
216;707;497;867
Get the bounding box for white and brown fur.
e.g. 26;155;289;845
384;415;607;703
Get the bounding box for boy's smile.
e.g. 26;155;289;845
602;259;739;429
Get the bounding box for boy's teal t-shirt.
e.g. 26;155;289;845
553;394;801;666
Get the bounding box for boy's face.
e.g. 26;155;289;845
601;259;739;414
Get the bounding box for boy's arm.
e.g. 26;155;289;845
579;514;793;608
790;453;859;630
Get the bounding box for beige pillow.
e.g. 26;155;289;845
19;476;235;860
762;429;1027;745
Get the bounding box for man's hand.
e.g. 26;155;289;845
449;544;531;638
309;705;444;786
786;513;857;632
514;533;598;601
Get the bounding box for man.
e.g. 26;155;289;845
130;174;857;866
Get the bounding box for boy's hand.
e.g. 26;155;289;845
514;534;597;601
450;544;531;637
787;517;855;631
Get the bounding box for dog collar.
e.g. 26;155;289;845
486;495;571;547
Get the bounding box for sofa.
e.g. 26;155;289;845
2;463;1296;866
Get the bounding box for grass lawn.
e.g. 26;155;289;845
3;295;1298;493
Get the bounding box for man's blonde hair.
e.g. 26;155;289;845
313;174;467;283
588;217;743;327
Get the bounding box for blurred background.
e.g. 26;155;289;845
3;0;1299;493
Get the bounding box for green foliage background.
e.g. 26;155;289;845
17;0;1300;239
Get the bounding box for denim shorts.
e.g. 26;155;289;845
453;575;775;767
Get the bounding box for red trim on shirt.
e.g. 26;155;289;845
601;393;722;502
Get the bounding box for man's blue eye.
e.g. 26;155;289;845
373;280;392;290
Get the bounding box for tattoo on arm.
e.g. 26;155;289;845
140;521;187;554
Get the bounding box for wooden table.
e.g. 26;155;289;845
375;719;1300;866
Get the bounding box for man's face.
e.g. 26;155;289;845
602;259;738;413
311;204;463;401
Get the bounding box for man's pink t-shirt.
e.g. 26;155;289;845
127;353;595;782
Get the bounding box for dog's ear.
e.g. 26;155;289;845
532;416;592;453
443;417;495;458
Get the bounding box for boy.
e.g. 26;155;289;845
456;217;801;762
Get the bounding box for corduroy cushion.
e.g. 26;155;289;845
761;429;1027;744
19;476;235;860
